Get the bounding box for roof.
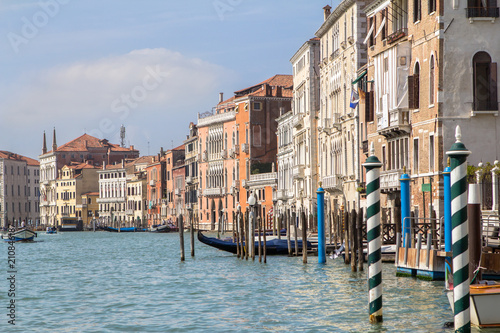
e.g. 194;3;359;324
63;162;100;170
82;191;99;196
0;151;39;166
47;133;137;154
234;75;293;99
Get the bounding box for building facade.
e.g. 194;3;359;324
184;123;199;226
0;151;40;228
316;1;368;216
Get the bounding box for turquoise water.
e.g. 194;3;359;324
0;231;463;332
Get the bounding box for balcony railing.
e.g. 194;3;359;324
247;172;277;187
276;189;291;201
232;180;240;188
221;149;227;159
126;209;134;215
229;144;240;157
322;175;343;192
241;143;249;154
203;187;225;197
292;113;304;129
175;188;181;196
149;180;155;186
202;151;208;162
466;7;499;18
185;176;193;184
197;110;236;127
378;109;411;138
292;165;305;179
387;28;407;44
380;169;403;192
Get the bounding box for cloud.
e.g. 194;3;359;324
1;48;234;157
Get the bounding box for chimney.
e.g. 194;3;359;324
219;92;224;103
103;161;106;170
157;153;160;161
265;84;272;97
160;147;164;157
130;145;134;151
323;5;331;21
121;159;125;168
42;131;47;154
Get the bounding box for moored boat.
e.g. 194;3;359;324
2;228;37;242
197;231;312;255
148;224;178;233
446;281;500;328
101;226;142;232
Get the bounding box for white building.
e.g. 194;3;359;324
290;37;321;218
315;2;367;213
276;108;294;217
0;151;40;228
97;161;127;226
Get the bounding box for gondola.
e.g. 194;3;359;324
1;228;37;242
197;231;312;255
101;226;141;232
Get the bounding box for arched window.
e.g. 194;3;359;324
429;55;435;105
473;52;498;111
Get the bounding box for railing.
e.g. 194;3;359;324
221;149;227;159
202;151;208;162
197;110;235;127
292;113;304;128
149;180;155;186
175;188;181;196
249;172;277;182
387;28;407;44
241;143;249;154
232;180;240;188
185;176;193;184
389;109;410;127
229;145;239;157
466;6;499;18
292;165;305;179
322;174;343;192
380;169;403;191
203;187;225;196
126;209;134;215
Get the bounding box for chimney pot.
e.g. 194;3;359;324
323;5;331;21
219;92;224;103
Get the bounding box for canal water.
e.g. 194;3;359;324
0;231;471;332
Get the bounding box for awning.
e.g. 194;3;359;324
352;70;367;85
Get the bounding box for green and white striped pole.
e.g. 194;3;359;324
446;126;471;333
363;142;383;324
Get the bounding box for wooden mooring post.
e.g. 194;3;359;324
302;210;307;264
190;211;195;257
257;216;262;263
178;214;185;262
357;207;364;271
351;209;357;272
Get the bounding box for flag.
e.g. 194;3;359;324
350;88;359;109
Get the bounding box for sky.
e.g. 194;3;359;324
0;0;338;160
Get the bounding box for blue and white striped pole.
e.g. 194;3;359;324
317;182;326;264
400;167;411;247
446;126;471;333
363;143;383;323
443;160;452;290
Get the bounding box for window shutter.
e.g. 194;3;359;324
369;91;375;122
491;62;498;111
408;75;415;109
414;73;420;109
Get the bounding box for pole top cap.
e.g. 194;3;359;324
363;142;382;168
446;126;471;156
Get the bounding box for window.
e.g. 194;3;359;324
429;55;435;105
466;0;499;18
429;0;436;13
472;52;498;111
429;134;435;172
369;16;376;47
413;138;419;173
253;102;262;111
365;91;375;122
408;62;420;109
414;0;421;22
253;126;262;147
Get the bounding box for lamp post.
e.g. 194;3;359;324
247;192;257;260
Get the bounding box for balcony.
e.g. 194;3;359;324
203;187;225;197
197;110;236;127
185;176;193;184
232;180;240;188
175;188;181;196
247;172;277;188
292;165;305;179
229;145;240;157
377;109;410;138
221;149;227;159
126;209;134;215
242;179;247;188
202;151;208;162
387;28;407;44
292;113;304;129
276;189;290;201
186;203;192;210
241;143;249;154
340;41;347;49
380;169;403;192
322;175;343;193
466;7;499;20
149;180;155;186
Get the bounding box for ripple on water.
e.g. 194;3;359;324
0;232;465;332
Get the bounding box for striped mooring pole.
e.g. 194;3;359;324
446;126;471;333
443;159;452;290
363;143;383;323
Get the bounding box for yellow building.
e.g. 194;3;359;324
81;192;99;228
55;163;99;227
